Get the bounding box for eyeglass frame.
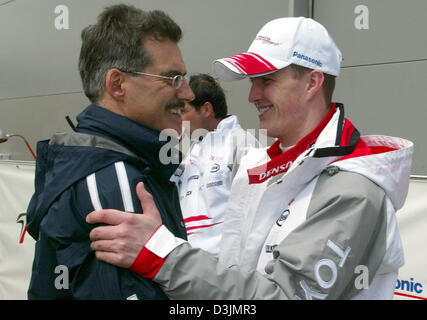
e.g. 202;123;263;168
117;68;188;89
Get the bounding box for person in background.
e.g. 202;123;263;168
26;4;194;299
173;73;259;256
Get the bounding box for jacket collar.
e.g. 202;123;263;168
247;103;360;184
75;104;181;180
215;115;240;134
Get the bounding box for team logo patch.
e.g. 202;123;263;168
265;244;278;253
276;209;290;227
292;51;323;67
210;163;220;173
255;35;280;45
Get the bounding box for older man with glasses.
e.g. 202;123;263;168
26;4;194;300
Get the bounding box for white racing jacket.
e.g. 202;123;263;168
130;104;414;300
171;115;259;256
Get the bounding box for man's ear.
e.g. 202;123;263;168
105;68;125;101
200;101;214;118
306;70;324;101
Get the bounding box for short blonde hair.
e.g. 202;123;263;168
289;64;336;108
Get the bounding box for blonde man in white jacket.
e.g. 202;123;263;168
87;17;413;300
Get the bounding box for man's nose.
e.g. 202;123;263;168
248;80;262;104
177;80;195;102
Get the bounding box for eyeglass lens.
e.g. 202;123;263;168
172;75;184;89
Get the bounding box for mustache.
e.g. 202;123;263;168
166;100;185;111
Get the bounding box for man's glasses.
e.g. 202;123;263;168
119;69;187;89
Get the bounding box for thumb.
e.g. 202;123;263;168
136;182;161;222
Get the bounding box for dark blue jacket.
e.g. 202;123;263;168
26;104;187;299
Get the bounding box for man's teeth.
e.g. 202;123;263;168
170;108;182;115
258;106;271;114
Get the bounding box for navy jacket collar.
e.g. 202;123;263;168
75;104;181;180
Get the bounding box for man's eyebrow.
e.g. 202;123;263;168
160;69;187;77
250;75;272;82
249;76;261;83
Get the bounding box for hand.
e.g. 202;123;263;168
86;182;162;268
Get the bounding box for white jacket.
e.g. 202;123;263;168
171;115;259;256
218;105;413;299
131;104;414;300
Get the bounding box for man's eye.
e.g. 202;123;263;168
164;71;184;78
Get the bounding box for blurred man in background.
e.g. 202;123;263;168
173;73;259;256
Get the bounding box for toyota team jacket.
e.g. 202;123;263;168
129;103;414;300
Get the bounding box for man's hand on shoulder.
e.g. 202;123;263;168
86;182;162;268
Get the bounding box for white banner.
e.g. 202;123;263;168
0;159;426;300
0;160;36;300
394;177;427;300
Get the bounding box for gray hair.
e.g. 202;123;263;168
78;4;182;103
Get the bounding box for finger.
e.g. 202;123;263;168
93;250;132;268
90;239;117;252
89;224;120;241
136;182;161;221
86;209;128;225
90;238;131;255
